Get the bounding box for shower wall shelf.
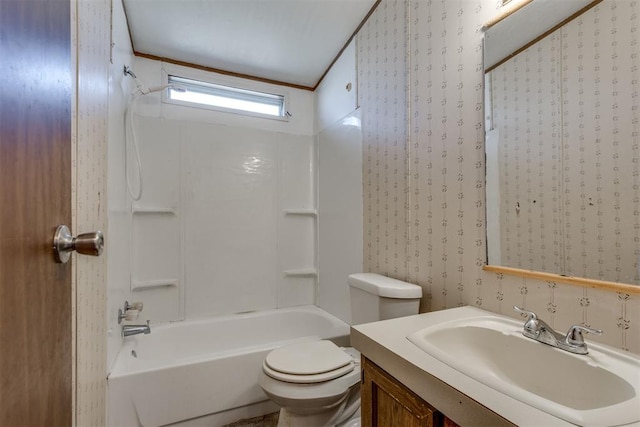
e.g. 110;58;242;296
132;279;179;291
132;207;178;215
282;208;318;279
283;268;318;277
283;209;318;216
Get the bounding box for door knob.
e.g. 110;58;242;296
53;225;104;263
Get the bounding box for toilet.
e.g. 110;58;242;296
259;273;422;426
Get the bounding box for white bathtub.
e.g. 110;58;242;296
107;305;350;427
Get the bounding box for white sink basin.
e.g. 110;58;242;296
407;315;640;426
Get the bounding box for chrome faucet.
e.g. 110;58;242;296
513;306;602;355
122;320;151;337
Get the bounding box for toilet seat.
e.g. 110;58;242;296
263;360;355;383
264;341;355;384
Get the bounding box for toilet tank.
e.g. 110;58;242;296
348;273;422;325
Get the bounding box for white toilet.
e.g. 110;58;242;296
259;273;422;427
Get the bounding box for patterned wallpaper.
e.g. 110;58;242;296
359;0;409;279
357;0;640;354
489;2;639;284
73;0;110;424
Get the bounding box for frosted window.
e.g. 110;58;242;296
167;75;285;118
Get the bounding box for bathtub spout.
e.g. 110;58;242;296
122;320;151;337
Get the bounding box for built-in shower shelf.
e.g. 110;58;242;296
283;209;317;216
283;268;318;277
132;207;177;215
132;279;179;290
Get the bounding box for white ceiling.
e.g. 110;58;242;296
123;0;378;89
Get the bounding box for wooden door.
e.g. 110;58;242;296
0;0;73;425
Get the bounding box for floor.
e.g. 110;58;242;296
222;412;279;427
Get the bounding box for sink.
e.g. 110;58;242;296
407;315;640;426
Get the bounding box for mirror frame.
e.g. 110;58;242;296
482;0;640;295
483;265;640;295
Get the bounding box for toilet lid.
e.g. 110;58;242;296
265;341;353;378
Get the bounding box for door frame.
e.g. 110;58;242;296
71;0;110;424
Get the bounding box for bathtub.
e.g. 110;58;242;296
107;305;350;427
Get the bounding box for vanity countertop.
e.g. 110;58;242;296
351;306;639;427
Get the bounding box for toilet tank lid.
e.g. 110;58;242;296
348;273;422;299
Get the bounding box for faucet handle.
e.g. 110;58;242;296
117;308;140;324
513;305;537;319
513;306;539;332
127;301;144;312
565;324;603;345
117;300;144;324
124;301;144;312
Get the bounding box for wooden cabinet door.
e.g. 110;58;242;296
443;416;461;427
362;357;439;427
0;0;73;425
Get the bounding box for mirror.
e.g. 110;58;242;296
484;0;640;288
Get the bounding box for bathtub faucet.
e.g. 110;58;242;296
122;320;151;337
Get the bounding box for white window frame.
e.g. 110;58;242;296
161;69;289;122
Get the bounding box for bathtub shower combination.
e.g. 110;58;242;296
108;306;350;426
108;273;424;427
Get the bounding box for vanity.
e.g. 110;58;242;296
360;356;465;427
351;306;640;427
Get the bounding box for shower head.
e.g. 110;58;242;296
124;65;187;96
132;84;187;97
146;84;187;94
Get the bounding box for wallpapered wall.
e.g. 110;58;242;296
357;0;640;354
73;0;110;424
489;2;639;284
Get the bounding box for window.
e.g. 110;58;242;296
166;75;286;118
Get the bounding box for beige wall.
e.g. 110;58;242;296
357;0;640;354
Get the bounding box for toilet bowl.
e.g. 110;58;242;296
260;273;422;427
259;341;361;426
